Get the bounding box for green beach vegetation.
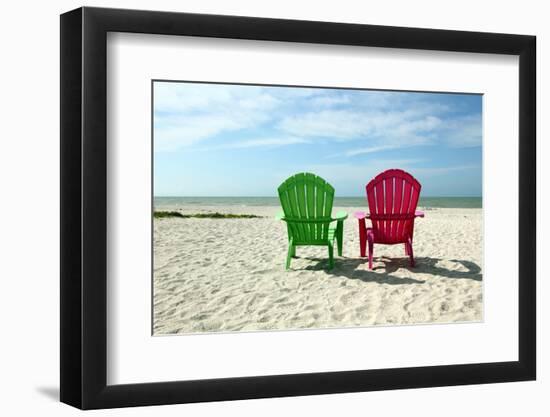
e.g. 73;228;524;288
154;211;262;219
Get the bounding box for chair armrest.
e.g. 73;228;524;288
275;211;285;220
415;210;425;218
354;211;369;220
332;211;348;221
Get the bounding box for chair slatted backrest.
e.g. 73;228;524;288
366;169;421;244
278;173;335;244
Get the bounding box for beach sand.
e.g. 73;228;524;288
153;206;483;335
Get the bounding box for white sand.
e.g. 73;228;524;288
153;206;483;335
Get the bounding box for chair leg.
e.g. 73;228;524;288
407;237;415;267
404;243;410;256
327;242;334;269
286;238;294;270
290;244;296;257
336;220;344;256
367;232;374;270
358;218;367;257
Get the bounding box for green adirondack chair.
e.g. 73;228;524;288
277;173;347;270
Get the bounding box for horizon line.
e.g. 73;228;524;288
154;195;483;198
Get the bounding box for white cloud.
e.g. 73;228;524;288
279;108;443;160
154;83;281;113
153;82;481;155
443;114;482;147
154;112;269;152
154;83;282;152
344;145;403;157
278;109;442;142
412;165;479;175
205;137;310;150
278;110;366;139
269;87;319;99
154;83;232;113
392;115;442;136
310;95;351;107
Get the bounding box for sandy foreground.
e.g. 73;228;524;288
153;206;483;335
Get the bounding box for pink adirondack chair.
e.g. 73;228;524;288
355;169;425;269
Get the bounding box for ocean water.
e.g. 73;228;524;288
154;196;482;209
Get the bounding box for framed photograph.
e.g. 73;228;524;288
60;6;536;409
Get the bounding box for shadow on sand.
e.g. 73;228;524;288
300;256;482;285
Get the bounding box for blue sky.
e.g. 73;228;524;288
153;81;482;197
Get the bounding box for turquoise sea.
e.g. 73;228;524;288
154;196;482;209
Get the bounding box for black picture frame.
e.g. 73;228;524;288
60;6;536;410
